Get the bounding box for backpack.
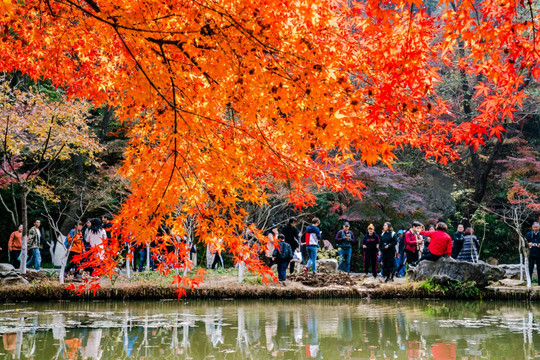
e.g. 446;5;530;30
275;242;292;261
305;232;319;246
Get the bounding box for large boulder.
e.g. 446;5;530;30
316;259;338;273
0;263;15;272
407;256;505;288
0;270;29;285
498;264;526;279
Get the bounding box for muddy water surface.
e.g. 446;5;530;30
0;299;539;359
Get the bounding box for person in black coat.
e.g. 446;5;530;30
451;224;465;259
362;224;380;278
380;222;398;282
281;217;300;274
527;222;540;282
273;234;293;282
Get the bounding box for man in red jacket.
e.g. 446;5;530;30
413;222;452;266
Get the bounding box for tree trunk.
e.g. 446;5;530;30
59;154;86;234
519;235;532;287
19;189;29;274
145;243;150;272
126;245;132;278
99;105;114;141
58;242;72;284
464;138;504;223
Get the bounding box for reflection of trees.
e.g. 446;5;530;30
2;300;540;359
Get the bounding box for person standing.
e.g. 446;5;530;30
335;222;355;273
101;213;113;239
362;224;379;278
26;219;42;271
8;225;22;269
272;234;293;283
456;227;480;263
394;230;406;277
451;224;465;259
415;222;452;265
380;222;398;282
282;217;300;274
404;221;423;266
86;218;107;262
264;226;279;266
66;221;85;277
527;222;540;282
304;217;321;274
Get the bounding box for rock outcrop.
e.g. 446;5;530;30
0;270;29;285
0;263;15;272
316;259;338;273
407;256;505;288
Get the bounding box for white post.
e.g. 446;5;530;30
145;242;150;272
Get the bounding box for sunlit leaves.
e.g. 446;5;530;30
1;0;538;295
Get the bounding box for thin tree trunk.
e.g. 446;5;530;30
145;243;150;272
126;245;132;278
59;242;72;284
520;253;524;281
19;189;29;274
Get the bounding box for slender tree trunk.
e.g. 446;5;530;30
145;243;150;272
59;154;86;234
520;253;524;281
520;235;532;287
19;189;29;274
126;245;132;278
59;242;72;284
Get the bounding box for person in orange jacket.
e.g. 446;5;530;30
66;221;85;277
8;225;21;268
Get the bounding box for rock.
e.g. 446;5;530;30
487;257;499;266
0;263;15;272
407;257;505;288
39;269;58;278
0;270;29;285
499;264;525;279
499;278;525;287
316;259;338;273
362;277;383;287
412;166;459;219
321;240;334;251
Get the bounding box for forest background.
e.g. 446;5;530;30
0;0;539;276
0;71;538;269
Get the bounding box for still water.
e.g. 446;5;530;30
0;299;538;359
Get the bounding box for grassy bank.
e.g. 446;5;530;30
2;269;540;301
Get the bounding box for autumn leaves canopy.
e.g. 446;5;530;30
1;0;538;285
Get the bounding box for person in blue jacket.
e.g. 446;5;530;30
304;217;321;274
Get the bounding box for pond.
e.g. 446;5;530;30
0;299;538;359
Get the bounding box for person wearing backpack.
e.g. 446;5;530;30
272;234;293;282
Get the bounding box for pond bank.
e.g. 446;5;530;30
2;272;540;301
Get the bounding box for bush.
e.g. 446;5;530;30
419;278;480;299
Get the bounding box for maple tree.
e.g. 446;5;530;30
1;0;539;293
0;79;101;272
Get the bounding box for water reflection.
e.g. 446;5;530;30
0;300;539;359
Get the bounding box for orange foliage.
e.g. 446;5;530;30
1;0;538;294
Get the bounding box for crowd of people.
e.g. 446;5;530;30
6;215;115;276
268;218;540;284
264;217;477;283
5;214;540;284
